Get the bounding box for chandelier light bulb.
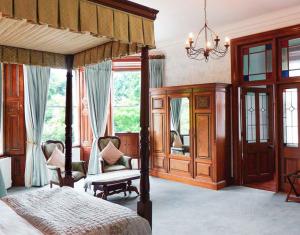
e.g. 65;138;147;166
206;41;212;49
188;32;194;42
185;40;190;49
225;37;230;45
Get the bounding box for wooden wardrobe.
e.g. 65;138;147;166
150;83;230;190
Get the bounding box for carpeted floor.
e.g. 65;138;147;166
8;177;300;235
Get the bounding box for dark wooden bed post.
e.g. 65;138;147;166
138;46;152;226
64;55;74;187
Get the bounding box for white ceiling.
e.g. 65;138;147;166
133;0;300;44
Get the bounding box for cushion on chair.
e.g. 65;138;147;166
43;143;64;159
104;165;127;172
100;141;124;165
47;147;65;172
99;138;120;151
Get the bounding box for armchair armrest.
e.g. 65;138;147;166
99;157;105;173
120;155;132;169
72;161;86;176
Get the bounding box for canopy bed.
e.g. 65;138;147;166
0;0;158;230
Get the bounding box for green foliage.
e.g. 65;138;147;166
113;71;141;133
42;69;67;142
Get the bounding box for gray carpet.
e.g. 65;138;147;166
8;177;300;235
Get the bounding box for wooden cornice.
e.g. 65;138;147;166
88;0;159;20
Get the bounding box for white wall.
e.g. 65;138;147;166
155;5;300;87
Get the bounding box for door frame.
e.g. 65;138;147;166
232;84;280;191
240;86;275;185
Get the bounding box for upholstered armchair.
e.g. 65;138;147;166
98;136;133;173
42;140;86;187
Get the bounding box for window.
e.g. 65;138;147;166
245;92;256;143
112;71;141;133
281;38;300;78
283;88;298;147
42;69;79;144
242;44;272;82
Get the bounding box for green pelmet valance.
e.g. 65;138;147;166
0;0;156;68
0;0;155;47
0;45;65;68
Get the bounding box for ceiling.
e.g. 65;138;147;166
133;0;300;44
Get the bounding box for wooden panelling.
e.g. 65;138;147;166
4;64;26;186
152;113;165;154
196;162;211;178
170;158;189;173
195;95;210;109
150;94;167;172
116;132;139;158
150;83;229;190
153;156;164;168
195;114;210;159
152;97;164;109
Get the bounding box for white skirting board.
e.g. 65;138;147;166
0;157;12;189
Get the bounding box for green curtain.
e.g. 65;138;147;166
0;168;7;197
0;64;3;155
170;98;182;133
149;59;164;88
24;65;50;187
85;61;112;175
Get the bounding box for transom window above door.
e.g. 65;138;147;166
280;37;300;79
242;43;272;82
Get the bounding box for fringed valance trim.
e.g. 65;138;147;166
73;41;142;68
0;45;66;68
0;0;156;48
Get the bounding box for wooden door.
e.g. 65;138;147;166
279;85;300;191
241;87;274;184
4;64;26;186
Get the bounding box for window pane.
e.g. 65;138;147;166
246;92;256;143
283;88;298;147
112;71;141;133
281;38;300;78
259;93;269;143
243;44;272;82
249;52;266;75
42;69;79;144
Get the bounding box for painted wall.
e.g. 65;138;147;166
155;5;300;87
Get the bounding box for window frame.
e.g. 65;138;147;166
278;36;300;81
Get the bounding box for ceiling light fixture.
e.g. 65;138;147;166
185;0;230;62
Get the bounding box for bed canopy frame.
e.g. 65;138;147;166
0;0;158;225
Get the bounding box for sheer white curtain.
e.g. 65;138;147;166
24;65;50;187
149;59;164;88
85;61;112;175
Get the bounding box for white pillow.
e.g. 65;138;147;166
47;147;65;172
101;141;124;165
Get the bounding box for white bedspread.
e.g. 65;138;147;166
0;200;42;235
2;187;151;235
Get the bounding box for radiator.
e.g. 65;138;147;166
0;157;12;189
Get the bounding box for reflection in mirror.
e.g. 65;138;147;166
170;97;190;156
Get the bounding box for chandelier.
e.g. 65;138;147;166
185;0;230;62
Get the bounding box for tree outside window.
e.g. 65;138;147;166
42;69;79;144
112;71;141;133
